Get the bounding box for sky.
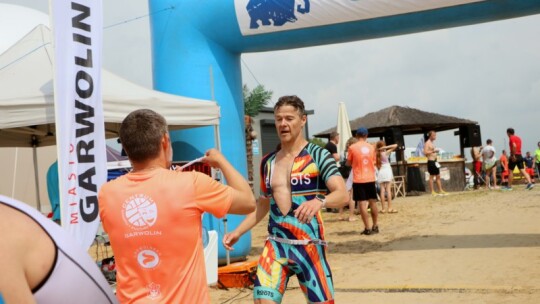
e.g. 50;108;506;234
2;0;540;158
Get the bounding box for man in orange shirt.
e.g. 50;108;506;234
500;150;509;189
346;127;379;235
98;109;255;303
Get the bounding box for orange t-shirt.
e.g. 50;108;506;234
98;168;232;304
500;154;509;172
347;141;376;183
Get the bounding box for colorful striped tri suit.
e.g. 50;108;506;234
254;143;341;303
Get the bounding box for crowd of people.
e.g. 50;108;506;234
471;128;536;191
2;95;538;303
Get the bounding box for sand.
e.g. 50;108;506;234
209;186;540;303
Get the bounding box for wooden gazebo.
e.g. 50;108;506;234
315;105;478;139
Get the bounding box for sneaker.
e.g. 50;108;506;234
431;191;438;197
502;186;513;191
439;190;449;196
526;183;535;190
371;226;379;234
361;228;371;235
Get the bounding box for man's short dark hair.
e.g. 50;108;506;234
329;131;339;140
119;109;168;163
274;95;306;116
487;139;492;144
507;128;515;135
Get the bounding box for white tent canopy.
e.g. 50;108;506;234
0;25;220;147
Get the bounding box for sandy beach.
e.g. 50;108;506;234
210;186;540;303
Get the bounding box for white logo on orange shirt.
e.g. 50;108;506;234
147;282;161;299
136;247;161;269
361;146;370;154
122;194;157;230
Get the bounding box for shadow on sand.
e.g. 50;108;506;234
329;233;540;254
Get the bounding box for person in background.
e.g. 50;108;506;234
534;142;540;181
324;131;340;213
0;195;117;304
500;150;510;189
339;137;359;221
347;127;379;235
470;146;483;189
423;130;448;196
415;134;427;157
324;131;340;162
506;128;534;190
98;109;256;303
223;96;348;303
481;139;498;189
523;151;535;183
375;140;398;213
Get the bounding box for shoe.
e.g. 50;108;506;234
526;183;535;190
380;209;387;214
439;191;449;196
502;186;513;191
361;228;371;235
371;226;379;234
388;209;398;214
431;191;438;197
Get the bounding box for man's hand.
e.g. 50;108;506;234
294;199;323;224
202;148;225;168
223;231;241;251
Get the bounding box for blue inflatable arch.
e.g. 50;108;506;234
148;0;540;260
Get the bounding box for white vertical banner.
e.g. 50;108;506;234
51;0;106;249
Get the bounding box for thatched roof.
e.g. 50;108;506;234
315;105;477;138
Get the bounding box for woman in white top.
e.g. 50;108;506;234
481;139;499;189
376;141;398;213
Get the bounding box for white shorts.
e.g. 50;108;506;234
377;163;393;183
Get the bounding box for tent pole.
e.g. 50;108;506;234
210;64;229;264
12;148;18;197
32;136;42;212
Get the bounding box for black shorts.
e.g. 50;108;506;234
509;154;524;170
352;182;378;202
427;160;440;176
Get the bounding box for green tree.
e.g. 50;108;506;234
309;137;326;148
243;84;273;117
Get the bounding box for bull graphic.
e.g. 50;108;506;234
247;0;311;29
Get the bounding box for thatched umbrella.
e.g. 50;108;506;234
315;105;477;138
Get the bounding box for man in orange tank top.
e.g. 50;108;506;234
98;109;255;303
346;127;379;236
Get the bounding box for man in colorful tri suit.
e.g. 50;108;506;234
0;195;117;304
223;96;348;303
98;109;256;303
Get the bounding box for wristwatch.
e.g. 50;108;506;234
315;194;326;207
